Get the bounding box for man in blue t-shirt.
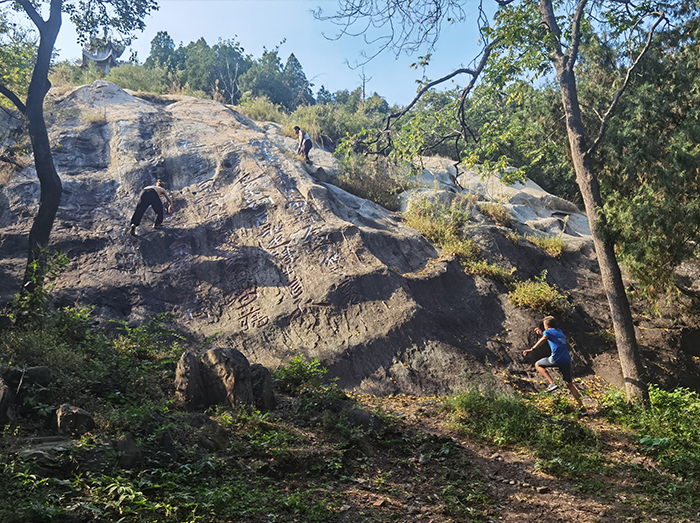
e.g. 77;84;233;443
522;316;588;416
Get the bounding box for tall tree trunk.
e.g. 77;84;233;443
555;60;648;404
21;0;63;289
538;0;647;404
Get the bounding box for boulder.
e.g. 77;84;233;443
53;404;95;435
250;363;276;412
174;351;208;410
201;347;254;408
0;379;13;422
113;433;140;468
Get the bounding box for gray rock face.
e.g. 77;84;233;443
3;81;696;394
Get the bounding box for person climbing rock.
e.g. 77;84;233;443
522;315;588;417
129;179;174;235
294;125;312;164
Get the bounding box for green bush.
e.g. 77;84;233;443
525;233;567;259
602;384;700;479
272;354;327;394
508;270;570;315
336;153;417;211
236;95;287;123
404;195;478;259
464;259;516;285
107;63;168;94
478;202;511;227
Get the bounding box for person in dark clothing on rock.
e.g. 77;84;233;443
294;125;312;164
129;179;174;235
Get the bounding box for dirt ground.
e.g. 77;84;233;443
342;380;694;523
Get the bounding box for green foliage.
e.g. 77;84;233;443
602;384;700;479
293;93;391;149
525;233;567;259
0;9;35;107
478;202;511;227
404;195;480;261
463;260;516;286
594;14;700;301
7;251;69;325
107;63;167;93
447;386;601;477
334;151;417;211
508;270;570;316
272;354;327;395
238;47;314;111
236;94;287;123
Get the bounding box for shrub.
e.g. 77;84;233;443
602;384;700;479
236;95;287;123
508;270;570;315
272;354;327;394
107;63;168;94
526;233;567;259
464;260;516;286
404;195;475;254
291;102;387;150
337;153;418;211
478;202;511;226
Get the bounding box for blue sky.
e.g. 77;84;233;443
51;0;490;107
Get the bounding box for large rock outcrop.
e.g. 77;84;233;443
2;81;699;395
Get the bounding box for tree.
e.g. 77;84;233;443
316;84;333;105
0;8;35;108
144;30;178;72
283;53;315;108
239;47;293;108
319;0;694;403
0;0;157;292
210;39;251;104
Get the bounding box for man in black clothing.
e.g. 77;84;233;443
129;179;174;235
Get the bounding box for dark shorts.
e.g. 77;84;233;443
536;356;572;383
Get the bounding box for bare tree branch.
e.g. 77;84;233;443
538;0;565;63
385;67;480;131
569;0;590;70
587;12;666;157
0;82;26;113
17;0;48;29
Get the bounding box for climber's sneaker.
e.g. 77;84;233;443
545;383;559;393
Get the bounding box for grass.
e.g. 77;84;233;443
525;233;567;259
478;202;511;227
3;259;700;522
463;259;516;285
446;385;603;477
336;154;418;211
508;270;571;316
405;195;480;259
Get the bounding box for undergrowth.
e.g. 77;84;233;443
2;255;700;522
508;270;571;316
525;233;567;259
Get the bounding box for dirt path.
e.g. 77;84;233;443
352;391;663;523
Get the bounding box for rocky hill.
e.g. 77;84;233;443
1;80;699;396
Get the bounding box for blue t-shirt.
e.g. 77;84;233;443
544;328;571;365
